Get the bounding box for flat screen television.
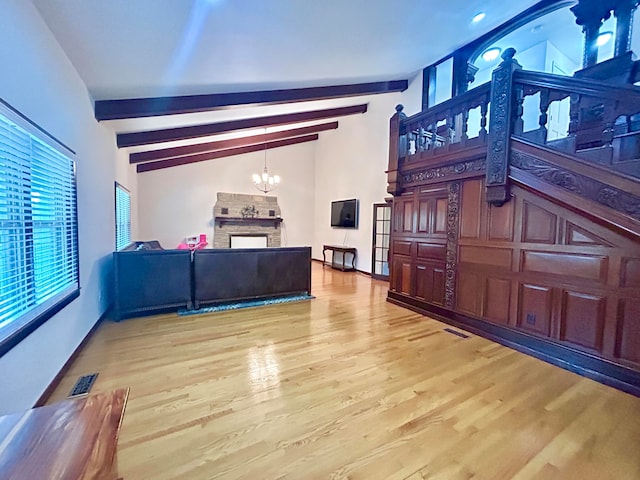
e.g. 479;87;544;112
331;199;358;228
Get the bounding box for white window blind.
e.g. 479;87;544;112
115;183;131;251
0;103;79;353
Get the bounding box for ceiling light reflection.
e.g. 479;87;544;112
596;31;613;47
247;343;281;402
482;47;502;62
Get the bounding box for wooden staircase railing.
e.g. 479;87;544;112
389;48;640;200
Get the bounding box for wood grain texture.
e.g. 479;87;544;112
47;263;640;479
1;389;128;480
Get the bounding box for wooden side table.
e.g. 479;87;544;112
0;388;129;480
322;245;357;271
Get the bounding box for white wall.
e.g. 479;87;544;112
312;75;422;273
0;0;123;414
137;140;316;249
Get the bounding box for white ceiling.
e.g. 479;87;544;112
31;0;543;101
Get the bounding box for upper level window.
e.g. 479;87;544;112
0;101;79;357
115;182;131;251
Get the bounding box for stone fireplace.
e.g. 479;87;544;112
213;192;282;249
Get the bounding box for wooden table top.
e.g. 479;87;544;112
0;388;129;480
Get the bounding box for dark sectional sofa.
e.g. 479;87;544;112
112;242;311;320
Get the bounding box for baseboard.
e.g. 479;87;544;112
33;309;107;407
312;257;371;276
387;291;640;398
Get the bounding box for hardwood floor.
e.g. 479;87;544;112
48;263;640;479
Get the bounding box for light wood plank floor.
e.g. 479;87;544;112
48;263;640;479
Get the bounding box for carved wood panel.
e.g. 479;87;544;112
616;298;640;364
488;200;514;241
403;201;414;233
415;262;445;305
435;198;448;235
456;271;481;315
522;201;557;244
484;278;511;325
418;199;429;233
518;284;553;337
389;164;640;372
460;179;482;239
391;256;412;295
560;291;606;352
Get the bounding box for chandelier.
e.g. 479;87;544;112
252;133;280;194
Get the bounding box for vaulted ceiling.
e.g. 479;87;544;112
30;0;544;170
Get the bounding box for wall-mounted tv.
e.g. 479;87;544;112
331;199;359;228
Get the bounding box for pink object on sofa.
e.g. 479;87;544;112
177;234;208;250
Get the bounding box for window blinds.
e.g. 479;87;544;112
115;183;131;251
0;107;79;341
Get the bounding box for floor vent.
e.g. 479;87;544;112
68;373;98;398
444;328;470;339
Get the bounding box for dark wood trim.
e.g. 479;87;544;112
0;98;76;155
137;134;318;172
215;217;283;228
423;66;437;111
117;104;367;148
0;289;80;359
312;258;372;276
33;310;106;407
515;70;640;103
130;121;338;163
97;81;406;120
387;291;640;398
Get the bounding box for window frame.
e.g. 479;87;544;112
114;182;131;251
0;99;80;358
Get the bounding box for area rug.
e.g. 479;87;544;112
177;294;315;316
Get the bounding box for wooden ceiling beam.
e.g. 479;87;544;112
130;121;338;163
96;80;406;120
117;103;366;148
136;134;319;173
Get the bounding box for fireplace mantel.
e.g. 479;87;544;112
214;216;283;229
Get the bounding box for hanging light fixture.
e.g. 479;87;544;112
252;130;280;194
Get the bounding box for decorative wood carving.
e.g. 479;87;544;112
511;150;640;221
445;182;460;308
486;48;522;206
401;159;485;186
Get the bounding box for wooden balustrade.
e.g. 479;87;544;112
389;58;640;191
399;82;491;161
512;69;640;177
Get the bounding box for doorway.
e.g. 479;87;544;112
371;203;391;280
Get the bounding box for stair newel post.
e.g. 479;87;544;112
387;104;407;196
486;47;521;207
